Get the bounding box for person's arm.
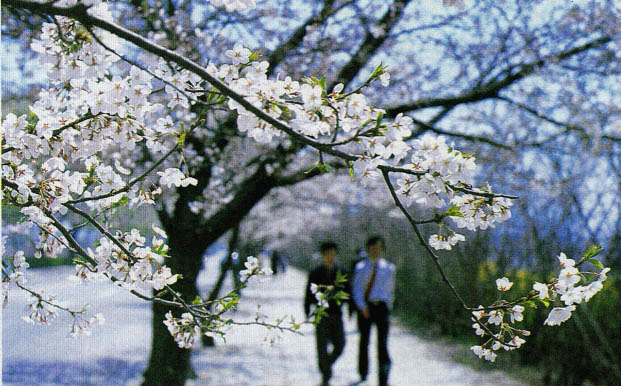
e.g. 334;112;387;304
304;270;314;317
388;263;396;311
352;263;367;312
344;266;355;316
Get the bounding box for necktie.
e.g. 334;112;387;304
364;262;378;301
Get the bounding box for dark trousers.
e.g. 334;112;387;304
316;314;345;381
358;302;391;385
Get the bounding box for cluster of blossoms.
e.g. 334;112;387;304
309;283;329;309
163;311;202;349
196;44;513;252
75;225;177;292
541;252;610;325
239;255;273;283
21;291;59;325
162;255;287;349
392;134;512;251
69;310;105;337
469;251;609;361
2;250;30;293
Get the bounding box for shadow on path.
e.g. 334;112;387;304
3;357;145;386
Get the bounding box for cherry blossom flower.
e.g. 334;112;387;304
225;43;252;65
495;277;513;292
557;252;576;269
544;305;576;326
300;84;323;110
379;71;390;87
472;323;485;336
471;306;486;320
151;267;179;290
509;305;524;323
157;168;199;188
532;282;549;299
488;309;503;325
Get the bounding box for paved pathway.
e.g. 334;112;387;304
3;256;525;386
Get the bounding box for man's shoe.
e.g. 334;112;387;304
379;363;391;386
320;373;331;386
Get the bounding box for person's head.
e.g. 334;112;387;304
366;235;385;261
319;241;338;266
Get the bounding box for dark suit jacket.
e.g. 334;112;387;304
304;263;347;317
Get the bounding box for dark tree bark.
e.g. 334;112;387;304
141;209;208;385
141;165;291;385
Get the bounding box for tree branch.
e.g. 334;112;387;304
385;36;612;116
329;0;411;90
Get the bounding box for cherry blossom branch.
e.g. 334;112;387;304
4;1;520;207
67;142;180;204
2;112;102;153
85;25;216;110
4;0;359;162
63;202;136;259
447;183;518;200
16;281;85;316
228;319;303;334
41;208;97;265
380;168;470;309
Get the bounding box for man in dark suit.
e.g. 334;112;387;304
304;241;347;386
353;236;395;386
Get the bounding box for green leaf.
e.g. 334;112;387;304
539;298;550;308
349;165;355;181
583;245;602;260
335;290;350;301
375;111;385;125
177;131;186;148
335;271;348;285
305;161;332;175
522;300;537;309
370;63;384;79
445;204;464;217
317;162;332;174
588;258;604;270
248;51;260;62
319;76;326;90
110;195;129;209
192;296;202;305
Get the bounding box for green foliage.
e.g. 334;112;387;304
394;234;619;386
445;204;464;218
305;160;332;175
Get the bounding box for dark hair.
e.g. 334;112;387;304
319;241;338;253
366;235;385;249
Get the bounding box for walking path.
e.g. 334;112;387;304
3;254;525;386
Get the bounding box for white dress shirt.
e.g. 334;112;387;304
353;257;396;311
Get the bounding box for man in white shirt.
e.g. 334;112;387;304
353;236;395;386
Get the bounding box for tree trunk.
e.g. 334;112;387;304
141;228;206;386
141;164;312;384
